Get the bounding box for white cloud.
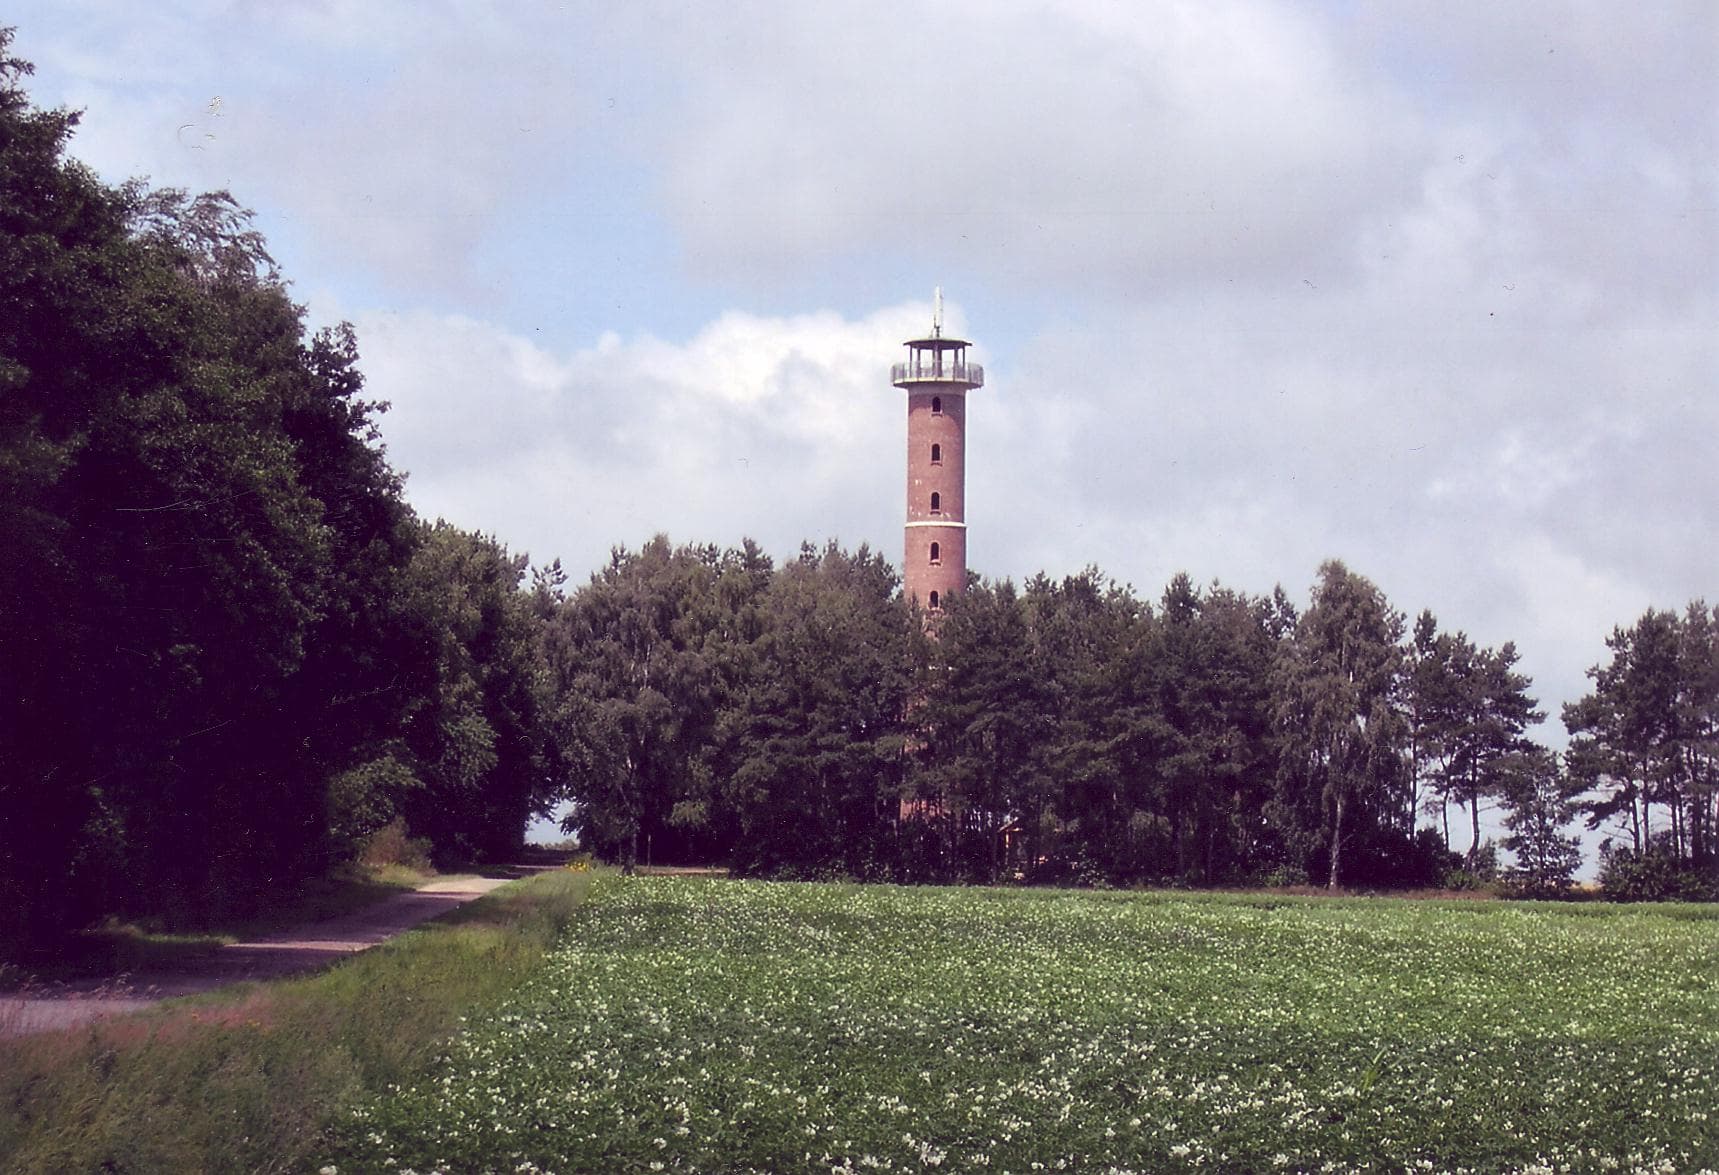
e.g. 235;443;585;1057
354;300;937;574
11;0;1714;738
11;3;600;302
1498;534;1657;730
656;0;1427;291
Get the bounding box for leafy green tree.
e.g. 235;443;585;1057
1144;577;1285;884
1675;602;1719;868
911;570;1286;888
1011;569;1147;882
1403;612;1544;864
724;542;912;877
393;523;563;863
1407;611;1461;843
1567;602;1718;880
1273;561;1408;889
1446;642;1544;865
550;536;763;871
913;579;1056;880
0;34;433;933
1566;609;1681;855
1498;748;1582;896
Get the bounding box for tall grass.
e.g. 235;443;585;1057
0;869;592;1174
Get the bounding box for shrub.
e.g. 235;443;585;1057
1264;864;1310;888
1598;845;1719;902
1341;827;1462;890
359;818;435;872
1442;869;1500;894
327;755;422;861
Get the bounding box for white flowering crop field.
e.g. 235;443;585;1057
327;877;1718;1174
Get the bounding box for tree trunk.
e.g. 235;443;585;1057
1327;792;1346;890
1468;791;1482;865
1686;746;1705;865
1638;752;1652;852
1408;735;1421;833
1690;766;1709;865
944;785;958;876
988;796;1001;881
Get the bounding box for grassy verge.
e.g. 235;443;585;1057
0;868;592;1174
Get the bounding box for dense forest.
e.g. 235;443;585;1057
2;35;1714;944
0;38;561;940
549;541;1715;904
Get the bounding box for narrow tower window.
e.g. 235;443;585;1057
931;396;942;414
930;443;941;463
929;541;941;564
930;492;941;513
929;591;940;610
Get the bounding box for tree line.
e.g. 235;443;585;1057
1;38;562;941
3;36;1713;944
548;540;1713;900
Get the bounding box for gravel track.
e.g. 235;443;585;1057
1;874;514;1038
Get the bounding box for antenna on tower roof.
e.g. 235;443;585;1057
932;286;943;337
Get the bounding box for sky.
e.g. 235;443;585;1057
9;3;1716;796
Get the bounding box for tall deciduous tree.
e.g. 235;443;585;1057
1017;569;1146;881
551;536;763;871
1498;748;1582;895
1273;561;1408;889
1115;575;1283;885
914;579;1056;880
394;523;563;863
0;34;436;933
724;542;911;877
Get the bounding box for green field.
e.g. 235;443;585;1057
326;878;1719;1174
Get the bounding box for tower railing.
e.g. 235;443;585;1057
890;360;984;387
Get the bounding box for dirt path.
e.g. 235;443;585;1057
1;874;514;1039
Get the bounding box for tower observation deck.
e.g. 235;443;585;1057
893;293;982;612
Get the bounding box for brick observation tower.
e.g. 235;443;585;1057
892;289;983;611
